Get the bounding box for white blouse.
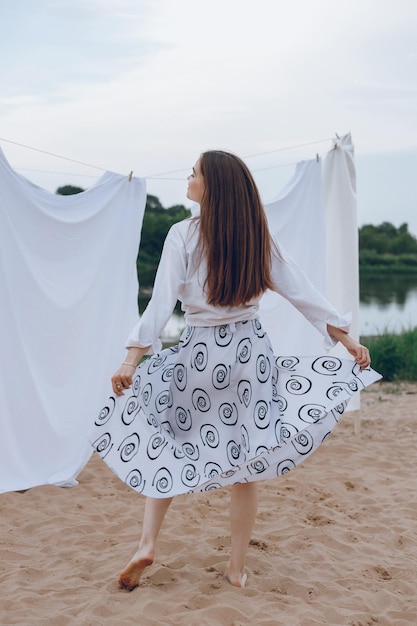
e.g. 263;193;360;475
126;218;351;354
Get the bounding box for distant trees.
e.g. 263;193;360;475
55;182;417;279
359;222;417;254
359;222;417;273
137;194;191;286
56;185;85;195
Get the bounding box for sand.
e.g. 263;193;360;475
1;381;416;626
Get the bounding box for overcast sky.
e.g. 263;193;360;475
1;0;416;233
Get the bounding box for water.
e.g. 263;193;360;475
141;274;417;343
359;274;417;336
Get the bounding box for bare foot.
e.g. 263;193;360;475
224;570;248;588
118;550;154;591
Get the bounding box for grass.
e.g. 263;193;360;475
363;327;417;381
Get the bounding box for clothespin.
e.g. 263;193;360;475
128;170;133;182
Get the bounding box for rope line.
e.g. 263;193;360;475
147;138;332;178
0;135;334;180
148;161;305;180
0;138;107;171
243;138;332;159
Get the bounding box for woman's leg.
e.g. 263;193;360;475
118;496;173;590
225;481;258;587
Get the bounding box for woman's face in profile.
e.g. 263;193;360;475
186;158;205;204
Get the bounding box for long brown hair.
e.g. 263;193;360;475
196;150;275;307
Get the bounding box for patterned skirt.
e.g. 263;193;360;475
90;319;381;498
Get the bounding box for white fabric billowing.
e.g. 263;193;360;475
0;148;146;493
92;321;380;499
261;159;326;354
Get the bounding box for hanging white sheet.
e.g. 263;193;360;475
0;148;146;492
260;134;360;408
323;133;360;410
261;158;326;354
323;133;359;344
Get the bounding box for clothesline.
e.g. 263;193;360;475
146;138;332;178
0;136;334;181
16;159;306;181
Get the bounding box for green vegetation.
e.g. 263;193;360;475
56;185;85;195
136;195;191;287
57;186;416;278
359;222;417;273
364;327;417;381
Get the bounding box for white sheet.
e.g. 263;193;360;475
323;133;359;344
323;133;360;409
261;158;326;354
0;148;146;492
261;136;359;350
260;134;360;409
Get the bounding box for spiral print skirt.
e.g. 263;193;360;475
90;319;381;497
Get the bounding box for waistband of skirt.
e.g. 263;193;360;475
185;317;260;333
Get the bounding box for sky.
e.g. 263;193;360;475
1;0;417;233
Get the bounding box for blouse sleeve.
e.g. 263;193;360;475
270;238;352;351
125;222;187;354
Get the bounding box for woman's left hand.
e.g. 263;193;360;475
343;337;371;370
327;325;371;370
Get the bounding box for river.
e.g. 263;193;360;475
359;273;417;336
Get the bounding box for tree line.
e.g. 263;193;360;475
135;194;191;287
56;186;417;280
359;222;417;273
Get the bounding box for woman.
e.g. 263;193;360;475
91;150;380;591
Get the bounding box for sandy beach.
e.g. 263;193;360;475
1;381;416;626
